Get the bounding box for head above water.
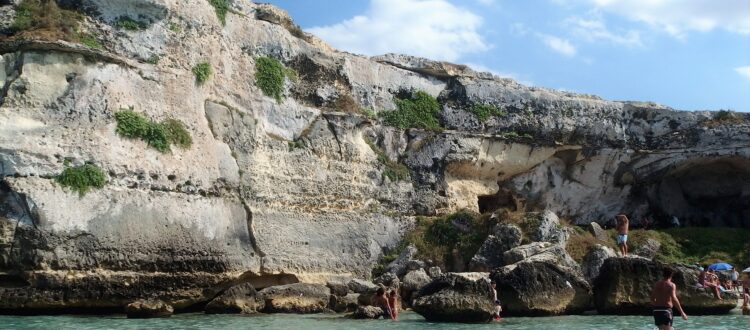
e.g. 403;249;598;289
662;267;675;279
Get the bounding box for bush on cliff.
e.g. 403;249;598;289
381;91;442;130
12;0;81;35
208;0;229;25
116;16;147;31
56;163;107;196
192;62;212;85
255;57;296;103
467;103;506;122
115;110;192;153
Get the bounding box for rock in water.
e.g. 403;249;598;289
205;283;264;314
259;283;331;313
469;224;522;271
594;258;738;315
125;299;173;318
330;293;359;313
491;260;592;316
402;269;432;304
581;244;617;283
352;305;385;319
326;281;350;297
412;273;494;323
347;279;379;294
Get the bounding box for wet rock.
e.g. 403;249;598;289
634;238;661;259
125;299;173;318
259;283;331;313
581;244;617;283
469;224;522;271
205;283;264;314
352;305;385;319
588;222;609;242
412;273;495;323
402;269;431;304
330;293;359;313
594;258;738;315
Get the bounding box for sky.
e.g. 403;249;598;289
265;0;750;112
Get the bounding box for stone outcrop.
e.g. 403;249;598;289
330;293;359;313
0;0;748;314
588;222;609;242
352;305;384;319
581;244;617;283
402;269;432;304
125;300;173;319
594;258;738;315
634;238;661;259
205;283;264;314
412;273;494;323
259;283;331;314
469;223;522;271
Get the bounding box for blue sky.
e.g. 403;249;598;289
265;0;750;112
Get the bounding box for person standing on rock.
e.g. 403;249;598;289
489;280;502;320
651;268;688;330
387;288;400;320
615;214;629;256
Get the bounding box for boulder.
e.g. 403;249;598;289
125;299;173;318
532;210;569;244
326;281;349;297
402;269;432;304
385;245;418;277
491;257;592;315
412;273;495;323
406;259;426;272
503;242;552;265
330;293;359;313
347;279;379;294
588;222;609;242
634;238;661;259
373;272;400;288
427;266;442;278
581;244;617;283
352;305;385;319
469;224;523;271
594;258;738;315
259;283;331;313
205;283;264;314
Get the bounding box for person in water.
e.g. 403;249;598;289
489;280;502;320
372;287;393;320
743;287;750;315
651;267;688;330
387;288;400;320
615;214;629;256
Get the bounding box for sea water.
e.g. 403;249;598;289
0;311;747;330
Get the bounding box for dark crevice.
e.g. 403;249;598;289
322;116;344;159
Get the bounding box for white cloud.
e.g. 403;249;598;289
736;66;750;80
538;34;577;57
307;0;488;61
565;15;642;47
589;0;750;38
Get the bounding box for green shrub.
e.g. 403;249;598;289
361;107;377;119
192;62;212;84
56;163;107;196
12;0;81;34
146;55;160;65
468;103;506;122
115;110;192;153
381;91;441;130
365;139;410;182
255;57;292;103
76;33;102;49
162;118;192;149
208;0;229;25
116;16;146;31
288;140;306;151
168;21;181;32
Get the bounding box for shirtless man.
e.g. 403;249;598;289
615;214;629;256
372;287;393;320
742;287;749;315
489;280;502;320
651;268;688;330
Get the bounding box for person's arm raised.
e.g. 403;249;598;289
671;283;688;320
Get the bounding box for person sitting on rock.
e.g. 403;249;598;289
742;287;750;315
489;280;502;321
615;214;629;256
372;287;393;320
651;267;688;330
704;269;723;300
387;288;400;320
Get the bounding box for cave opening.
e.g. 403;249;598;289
478;188;523;214
641;157;750;228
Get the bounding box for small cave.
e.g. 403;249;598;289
478;188;524;214
639;157;750;228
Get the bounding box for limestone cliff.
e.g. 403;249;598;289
0;0;747;312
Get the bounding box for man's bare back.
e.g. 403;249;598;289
651;268;687;330
652;280;676;308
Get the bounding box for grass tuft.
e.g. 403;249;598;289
162;118;193;149
115;110;192;153
381;91;442;130
192;62;212;84
208;0;229;26
56;163;107;196
468;103;506;122
255;56;296;103
116;16;147;31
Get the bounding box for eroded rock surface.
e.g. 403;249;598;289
412;273;494;323
259;283;331;314
125;300;173;319
205;283;264;314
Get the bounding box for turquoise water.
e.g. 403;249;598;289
1;311;748;330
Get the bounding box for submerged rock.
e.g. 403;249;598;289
125;299;173;319
259;283;331;313
594;258;738;315
412;273;494;323
205;283;264;314
352;305;385;319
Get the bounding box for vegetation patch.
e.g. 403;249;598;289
365;139;410;182
498;131;533;140
381;91;441;130
288;139;306;151
75;32;102;49
146;55;160;65
360;107;377;119
468;103;506;122
56;163;107;196
704;110;747;127
255;57;296;103
116;16;147;31
12;0;82;37
168;21;181;32
192;62;212;84
115;110;192;153
208;0;229;26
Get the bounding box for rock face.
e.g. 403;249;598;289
594;258;738;315
330;293;359;313
125;300;173;319
469;224;522;271
412;273;494;323
0;0;748;314
205;283;263;314
581;244;617;283
259;283;331;314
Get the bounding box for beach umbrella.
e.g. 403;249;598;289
708;262;733;271
743;267;750;273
